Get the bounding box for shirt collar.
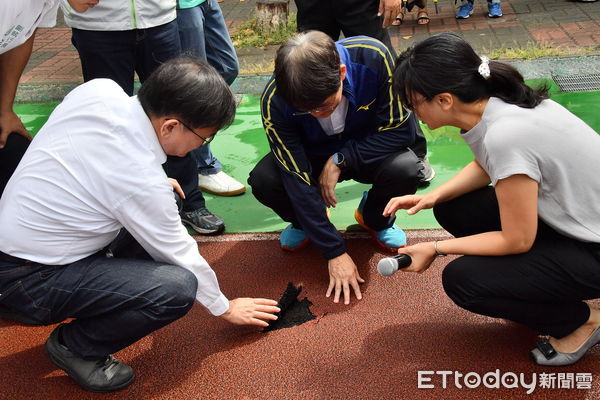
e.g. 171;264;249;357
130;96;167;165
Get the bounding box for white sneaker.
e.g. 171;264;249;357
198;171;246;196
418;155;436;186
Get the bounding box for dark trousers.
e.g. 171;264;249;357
0;231;197;359
0;133;29;199
248;149;420;231
437;186;600;338
294;0;396;58
71;21;205;210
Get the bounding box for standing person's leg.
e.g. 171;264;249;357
71;29;137;95
0;133;29;199
177;4;245;195
455;0;475;19
201;0;239;85
294;0;341;40
163;154;225;235
487;0;503;18
350;148;421;250
336;0;396;58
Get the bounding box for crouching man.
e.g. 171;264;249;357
0;59;279;393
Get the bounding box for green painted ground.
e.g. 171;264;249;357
14;81;600;233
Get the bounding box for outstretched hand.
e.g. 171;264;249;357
326;253;364;305
383;194;437;217
220;298;280;327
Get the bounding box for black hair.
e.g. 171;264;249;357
274;30;341;110
138;57;236;130
393;32;549;109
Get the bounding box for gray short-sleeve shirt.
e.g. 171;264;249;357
462;97;600;243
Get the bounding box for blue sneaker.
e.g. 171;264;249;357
354;191;407;252
487;2;503;17
455;2;474;18
280;224;310;251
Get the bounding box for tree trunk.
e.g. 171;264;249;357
256;0;289;35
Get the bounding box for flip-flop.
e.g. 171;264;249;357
392;12;405;26
417;10;430;24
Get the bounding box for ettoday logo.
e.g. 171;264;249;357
417;370;593;394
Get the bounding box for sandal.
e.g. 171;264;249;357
392;11;405;26
417;10;430;25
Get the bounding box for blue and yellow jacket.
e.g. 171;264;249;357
260;36;416;259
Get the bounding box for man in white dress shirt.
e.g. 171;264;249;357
0;58;280;393
0;0;98;197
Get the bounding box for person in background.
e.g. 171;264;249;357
455;0;502;19
61;0;226;235
385;32;600;367
176;0;246;196
391;0;429;26
0;0;97;198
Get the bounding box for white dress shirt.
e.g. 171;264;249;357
1;0;59;54
0;79;229;316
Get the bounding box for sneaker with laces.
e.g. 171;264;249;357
44;324;135;393
181;207;225;235
198;171;246;196
455;2;474;18
280;224;310;251
417;156;436;187
354;191;407;252
487;2;503;17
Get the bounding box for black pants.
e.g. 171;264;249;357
294;0;396;58
71;21;205;210
0;133;29;199
436;186;600;338
248;150;420;231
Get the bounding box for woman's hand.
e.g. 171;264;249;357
397;242;438;274
383;193;437;217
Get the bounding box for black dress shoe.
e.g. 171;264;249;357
44;324;135;393
0;303;43;325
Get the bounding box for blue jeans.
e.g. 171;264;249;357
177;0;239;174
0;236;197;359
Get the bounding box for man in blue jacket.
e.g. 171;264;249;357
249;31;421;305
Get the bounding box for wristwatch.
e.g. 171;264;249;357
332;152;346;170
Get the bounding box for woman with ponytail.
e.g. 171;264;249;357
384;32;600;366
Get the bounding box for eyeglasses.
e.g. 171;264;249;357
175;118;215;145
404;95;428;112
292;105;337;117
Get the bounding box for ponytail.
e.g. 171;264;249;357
393;33;549;109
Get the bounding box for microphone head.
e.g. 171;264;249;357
377;257;398;276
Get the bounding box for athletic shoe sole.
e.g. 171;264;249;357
354;209;404;254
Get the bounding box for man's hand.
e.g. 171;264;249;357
167;178;186;199
326;253;365;304
378;0;401;28
0;110;31;149
383;193;437;217
396;242;437;274
220;298;280;327
319;156;342;207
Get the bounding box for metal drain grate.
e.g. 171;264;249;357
553;74;600;92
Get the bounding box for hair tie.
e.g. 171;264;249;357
478;56;491;79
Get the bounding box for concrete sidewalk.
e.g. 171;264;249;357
17;0;600;99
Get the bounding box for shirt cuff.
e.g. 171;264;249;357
201;293;230;316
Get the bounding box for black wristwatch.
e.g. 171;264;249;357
332;152;346;170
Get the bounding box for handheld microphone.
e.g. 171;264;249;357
377;254;412;276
